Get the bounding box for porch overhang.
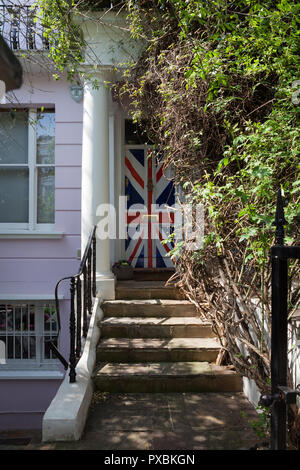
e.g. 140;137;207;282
0;35;23;92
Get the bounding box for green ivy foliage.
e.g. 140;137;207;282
33;0;85;81
125;0;300;260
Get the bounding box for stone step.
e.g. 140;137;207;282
94;362;242;393
133;268;175;282
97;337;220;363
99;317;215;339
102;299;198;317
115;281;183;300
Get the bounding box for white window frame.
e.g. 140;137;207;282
0;108;55;232
0;300;60;371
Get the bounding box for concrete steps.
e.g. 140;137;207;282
94;279;242;393
97;337;220;363
94;362;242;393
102;299;197;317
133;268;175;282
100;316;215;338
115;281;183;300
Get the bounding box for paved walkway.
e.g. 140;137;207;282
0;392;262;450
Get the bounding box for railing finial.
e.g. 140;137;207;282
274;189;286;246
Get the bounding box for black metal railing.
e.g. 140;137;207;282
0;4;49;50
260;190;300;450
53;226;97;383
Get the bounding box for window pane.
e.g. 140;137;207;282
6;336;13;359
44;335;58;360
36;111;55;164
29;336;36;359
0;111;28;164
13;335;36;360
0;167;29;223
6;305;13;332
15;335;22;359
0;305;6;331
125;119;151;144
29;305;35;331
44;305;58;332
0;335;6;362
15;306;22;331
37;167;55;223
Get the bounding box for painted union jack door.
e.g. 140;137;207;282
125;145;175;268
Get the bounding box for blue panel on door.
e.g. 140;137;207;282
129;148;145;167
156;247;166;268
125;234;131;251
126;178;144;209
135;246;145;267
156;181;175;206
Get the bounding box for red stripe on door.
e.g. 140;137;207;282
127;212;141;225
129;232;144;263
156;165;163;183
125;156;144;189
159;211;175;224
158;230;171;253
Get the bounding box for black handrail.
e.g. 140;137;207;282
53;226;97;383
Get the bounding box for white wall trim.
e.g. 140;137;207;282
109;111;115;266
0;370;64;380
242;377;261;409
42;296;102;442
0;295;64;300
0;231;64;239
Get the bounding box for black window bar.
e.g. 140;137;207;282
52;226;97;383
260;190;300;450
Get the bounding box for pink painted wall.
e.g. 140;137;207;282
0;72;83;296
0;71;83;431
0;380;62;431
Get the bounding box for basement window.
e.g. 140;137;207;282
0;301;59;369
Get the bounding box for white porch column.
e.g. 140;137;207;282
81;70;115;299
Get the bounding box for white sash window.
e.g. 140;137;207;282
0;108;55;230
